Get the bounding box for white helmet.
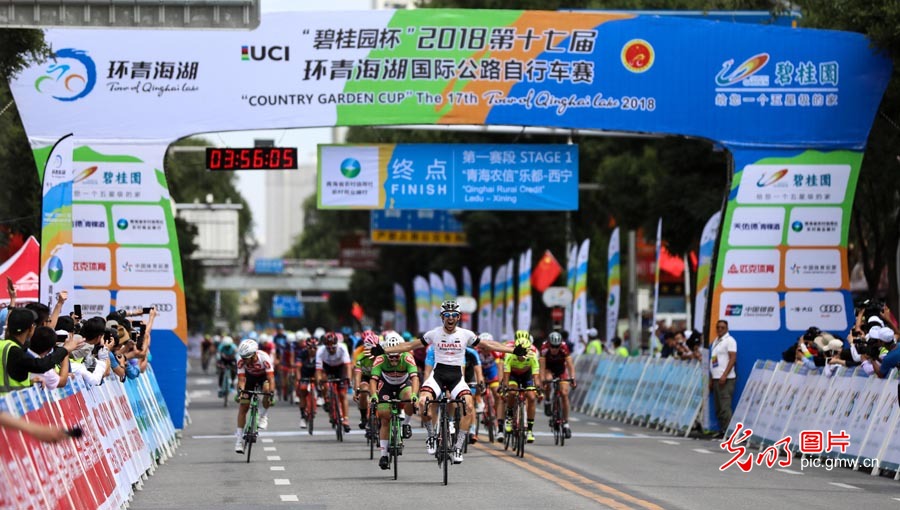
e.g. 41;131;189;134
221;336;234;346
287;332;297;342
297;329;311;341
313;327;326;340
382;331;404;349
237;339;258;358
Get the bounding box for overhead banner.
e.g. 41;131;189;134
37;136;74;314
319;144;578;211
413;275;430;334
517;249;532;332
393;282;407;333
606;227;621;344
478;266;492;334
694;211;721;334
370;209;466;246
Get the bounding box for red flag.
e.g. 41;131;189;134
350;301;364;321
531;250;562;293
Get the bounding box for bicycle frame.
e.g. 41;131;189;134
424;390;466;486
241;390;272;463
324;378;345;442
503;386;534;458
384;399;413;481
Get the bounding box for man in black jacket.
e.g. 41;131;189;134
0;308;83;394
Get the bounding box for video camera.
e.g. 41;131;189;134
860;298;885;320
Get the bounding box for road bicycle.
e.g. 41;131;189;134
477;384;497;444
547;378;574;446
382;398;413;480
219;362;236;408
323;377;347;442
424;388;466;486
240;390;272;463
367;399;379;460
299;377;316;435
502;386;535;458
279;365;296;403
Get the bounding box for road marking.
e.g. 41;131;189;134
828;482;860;490
264;447;277;451
692;448;714;454
270;466;285;471
194;377;216;386
274;479;290;486
267;456;281;461
279;495;299;502
776;469;804;475
893;498;900;502
659;440;680;445
568;417;580;422
262;438;274;443
609;426;623;431
187;390;211;399
588;422;599;427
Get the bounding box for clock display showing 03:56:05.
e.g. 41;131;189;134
205;147;298;170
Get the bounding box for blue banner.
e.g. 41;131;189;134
319;144;578;211
370;209;466;246
272;294;304;318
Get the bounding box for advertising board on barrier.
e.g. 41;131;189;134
319;144;578;211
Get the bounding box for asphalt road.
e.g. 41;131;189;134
130;366;900;509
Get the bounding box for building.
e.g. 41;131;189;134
263;161;317;258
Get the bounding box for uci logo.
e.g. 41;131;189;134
241;45;290;61
819;304;843;313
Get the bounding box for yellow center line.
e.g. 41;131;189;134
473;443;634;510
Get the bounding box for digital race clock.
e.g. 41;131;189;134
206;147;298;170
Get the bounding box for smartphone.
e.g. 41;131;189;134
142;307;151;314
65;426;83;439
6;276;13;293
73;304;82;318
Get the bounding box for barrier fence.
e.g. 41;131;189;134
0;366;178;510
571;355;705;435
728;360;900;479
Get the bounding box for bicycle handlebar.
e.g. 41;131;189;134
239;390;274;396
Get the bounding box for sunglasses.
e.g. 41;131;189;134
441;312;460;318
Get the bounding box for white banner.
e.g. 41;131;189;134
442;270;458;301
413;275;430;334
571;238;590;351
651;218;662;356
39;135;74;315
428;272;444;330
517;249;532;332
694;211;721;333
461;266;474;329
505;258;516;340
606;227;620;344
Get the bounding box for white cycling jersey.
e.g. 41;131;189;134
421;326;479;367
315;343;350;369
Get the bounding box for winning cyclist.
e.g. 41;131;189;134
369;331;419;470
500;331;541;444
295;336;318;428
217;336;238;398
353;330;380;430
316;331;352;433
234;340;275;453
369;300;524;464
540;331;577;439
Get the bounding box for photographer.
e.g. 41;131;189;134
27;326;71;390
872;327;899;379
67;317;112;387
0;309;82;394
107;320;141;381
859;298;897;331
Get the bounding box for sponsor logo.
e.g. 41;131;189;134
756;168;789;187
715;53;770;86
725;304;743;316
47;256;64;283
792;221;804;232
15;272;39;292
620;39;654;73
151;303;174;312
609;294;615;306
819;304;842;313
74;166;98;183
116;218;129;230
242;45;290;61
34;48;97;102
340;158;361;179
728;263;775;274
74;261;108;272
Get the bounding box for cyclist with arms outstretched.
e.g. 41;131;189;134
369;300;524;464
540;331;576;438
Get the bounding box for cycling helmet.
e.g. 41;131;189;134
297;329;311;341
237;339;258;358
514;330;532;351
287;332;297;342
401;331;413;341
323;332;338;346
306;336;318;350
362;330;380;348
548;332;563;347
478;332;494;342
221;336;234;346
440;300;460;314
382;332;403;350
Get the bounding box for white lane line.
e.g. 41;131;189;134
692;448;714;454
267;456;282;461
568;417;580;422
587;422;598;427
194;377;216;386
264;447;277;451
187;390;211;399
893;498;900;502
828;482;860;490
270;466;285;471
262;438;274;443
659;440;680;445
274;479;291;486
776;469;804;475
280;495;299;502
609;427;623;431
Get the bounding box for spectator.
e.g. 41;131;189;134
27;326;71;389
0;309;81;394
873;327;899;380
684;330;703;361
710;320;737;436
612;337;629;357
0;412;72;443
585;329;603;355
67;317;111;386
660;332;677;358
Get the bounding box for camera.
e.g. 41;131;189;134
861;298;885;319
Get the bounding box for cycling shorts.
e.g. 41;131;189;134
421;363;470;400
375;380;413;410
482;364;499;383
239;374;269;404
507;372;535;390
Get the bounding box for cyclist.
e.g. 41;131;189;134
275;331;296;401
216;336;238;398
500;331;541;444
234;339;275;454
353;330;380;430
316;331;352;433
369;331;419;470
463;344;484;443
369;300;523;464
476;332;505;441
540;331;577;439
295;336;318;428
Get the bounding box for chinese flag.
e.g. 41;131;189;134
531;250;562;293
351;301;364;321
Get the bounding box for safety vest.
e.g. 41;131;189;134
0;338;32;394
586;340;603;355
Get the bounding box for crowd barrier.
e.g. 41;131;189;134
0;366;179;510
729;360;900;479
571;354;705;435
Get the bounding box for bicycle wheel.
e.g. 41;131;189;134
368;409;377;460
441;408;449;486
557;393;565;447
391;416;400;481
517;402;526;458
306;393;316;435
245;403;257;463
484;392;495;444
333;391;343;442
222;371;231;408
